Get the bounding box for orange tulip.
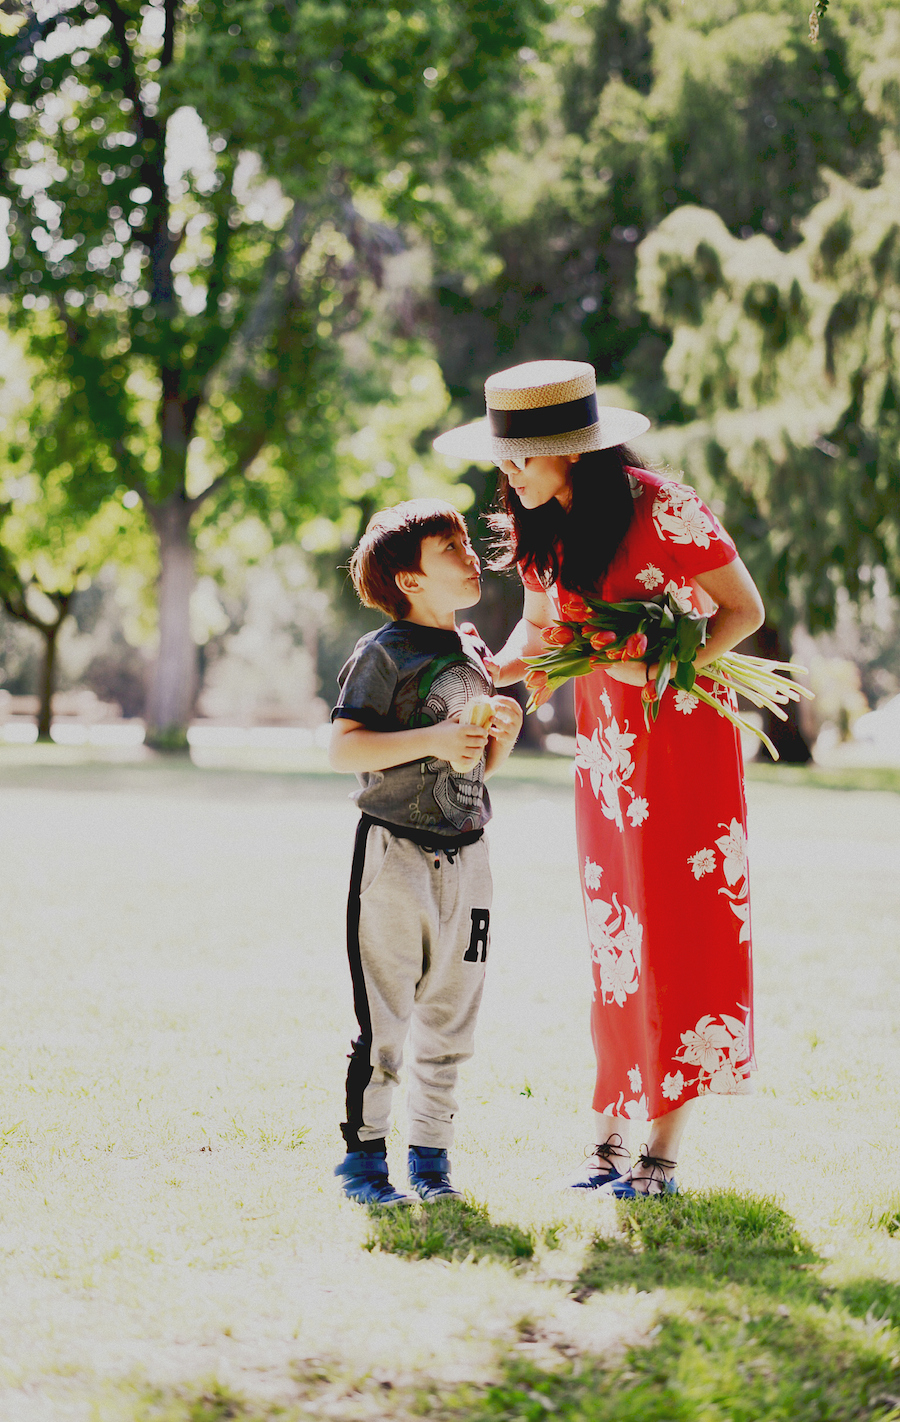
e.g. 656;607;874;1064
542;624;575;646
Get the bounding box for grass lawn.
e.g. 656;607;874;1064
0;748;899;1420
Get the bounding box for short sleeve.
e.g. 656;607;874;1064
518;560;545;593
646;480;737;578
332;640;398;726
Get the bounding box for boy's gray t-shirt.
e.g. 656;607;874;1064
332;620;494;838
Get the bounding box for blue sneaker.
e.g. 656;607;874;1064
408;1147;463;1202
563;1134;630;1191
600;1149;679;1198
335;1152;413;1206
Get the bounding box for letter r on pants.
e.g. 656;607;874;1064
464;908;490;963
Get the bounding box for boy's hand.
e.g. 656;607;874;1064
488;696;524;753
429;715;490;771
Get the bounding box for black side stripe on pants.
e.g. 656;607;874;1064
341;816;375;1151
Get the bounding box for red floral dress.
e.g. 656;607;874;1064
522;468;755;1120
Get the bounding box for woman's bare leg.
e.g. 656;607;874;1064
633;1099;695;1192
591;1112;632;1171
648;1098;693;1161
591;1100;695;1193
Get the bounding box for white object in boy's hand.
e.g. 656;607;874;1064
449;696;495;773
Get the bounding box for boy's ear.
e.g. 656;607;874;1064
395;569;420;595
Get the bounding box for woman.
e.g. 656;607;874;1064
434;360;764;1196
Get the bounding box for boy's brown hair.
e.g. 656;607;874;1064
349;498;469;620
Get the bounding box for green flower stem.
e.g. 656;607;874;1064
690;684;781;761
699;667;792;720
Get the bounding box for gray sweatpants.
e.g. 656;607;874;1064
342;818;492;1152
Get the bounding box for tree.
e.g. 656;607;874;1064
0;469;146;738
431;0;882;423
0;0;544;747
633;154;900;757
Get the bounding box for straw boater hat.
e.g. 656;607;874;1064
432;360;650;463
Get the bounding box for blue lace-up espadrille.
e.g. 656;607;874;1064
600;1149;679;1198
563;1133;630;1191
334;1151;413;1206
408;1146;463;1202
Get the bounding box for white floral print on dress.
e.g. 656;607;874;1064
628;1065;643;1093
716;819;747;885
652;483;716;549
661;1070;685;1101
602;1090;649;1120
663;578;694;613
627;797;649;827
584;857;603;891
687;847;716;879
586;891;643;1007
574;716;642;833
673;1009;753;1096
599;689;613;720
636;564;663;589
715;817;751;942
674;689;698;715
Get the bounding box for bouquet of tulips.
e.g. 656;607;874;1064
523;589;812;760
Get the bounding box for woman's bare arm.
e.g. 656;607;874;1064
487;587;556;686
605;557;765;686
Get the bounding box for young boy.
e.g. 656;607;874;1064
329;498;523;1206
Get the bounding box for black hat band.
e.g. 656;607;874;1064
487;392;599;440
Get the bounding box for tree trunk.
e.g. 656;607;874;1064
754;621;812;764
37;621;61;742
145;497;197;751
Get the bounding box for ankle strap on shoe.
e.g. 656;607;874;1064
409;1147;450;1169
633;1147;676;1187
594;1133;629;1165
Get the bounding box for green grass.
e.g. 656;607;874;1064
577;1190;816;1294
2;746;900;1419
367;1197;535;1263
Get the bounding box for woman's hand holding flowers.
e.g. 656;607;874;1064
522;588;812;759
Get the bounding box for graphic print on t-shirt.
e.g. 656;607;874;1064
333;621;494;838
417;657;490;831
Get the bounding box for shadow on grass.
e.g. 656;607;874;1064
577;1188;820;1296
480;1190;898;1422
365;1196;534;1264
138;1196;900;1422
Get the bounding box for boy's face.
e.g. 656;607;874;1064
404;527;482;617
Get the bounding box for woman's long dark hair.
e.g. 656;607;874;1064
487;445;643;596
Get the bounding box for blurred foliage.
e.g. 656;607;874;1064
0;0;545;736
636;158;900;642
0;327;153;730
1;0;897;736
430;0;885;420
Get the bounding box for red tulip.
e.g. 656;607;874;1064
604;644;629;661
563;595;590;620
625;632;649;659
542;624;575;647
590;630;617;651
526;668;553;708
641;680;658;705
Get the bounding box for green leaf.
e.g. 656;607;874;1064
673;661;696;692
